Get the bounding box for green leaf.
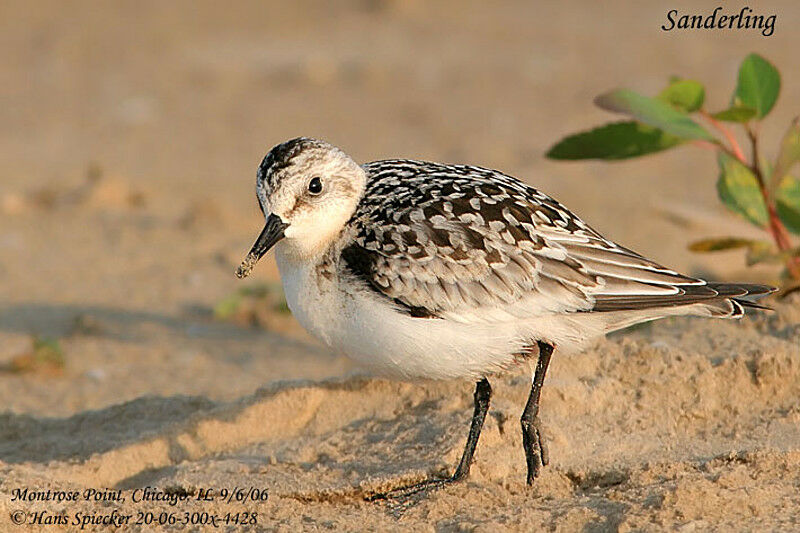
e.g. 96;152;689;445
595;89;715;141
658;79;705;112
771;118;800;191
776;200;800;235
31;336;65;367
711;106;757;123
545;121;684;160
733;53;781;119
776;175;800;234
213;293;242;320
688;237;758;252
716;152;768;227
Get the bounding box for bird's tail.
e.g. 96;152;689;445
702;282;776;317
593;281;775;316
592;282;776;336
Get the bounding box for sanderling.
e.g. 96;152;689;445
236;137;774;493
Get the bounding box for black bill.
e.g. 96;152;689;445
235;213;290;279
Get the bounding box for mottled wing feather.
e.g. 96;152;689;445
342;160;716;321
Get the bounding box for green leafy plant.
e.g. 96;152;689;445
547;53;800;290
1;336;65;375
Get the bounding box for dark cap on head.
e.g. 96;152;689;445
258;137;325;189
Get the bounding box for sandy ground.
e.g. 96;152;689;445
1;1;800;530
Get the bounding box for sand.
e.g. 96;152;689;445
1;1;799;531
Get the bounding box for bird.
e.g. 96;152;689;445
235;137;774;496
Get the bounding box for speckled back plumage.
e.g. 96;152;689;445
339;159;767;322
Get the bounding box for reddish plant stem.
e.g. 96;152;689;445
746;126;800;280
699;110;747;163
697;110;799;279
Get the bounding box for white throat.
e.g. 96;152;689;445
278;212;351;263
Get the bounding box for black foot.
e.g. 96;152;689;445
521;414;549;484
520;341;554;485
366;475;458;503
367;378;492;502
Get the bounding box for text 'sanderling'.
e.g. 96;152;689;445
662;7;776;37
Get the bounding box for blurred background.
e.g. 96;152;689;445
1;0;798;414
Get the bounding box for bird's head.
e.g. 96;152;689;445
236;138;367;277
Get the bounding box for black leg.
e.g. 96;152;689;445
520;341;553;485
452;377;492;481
368;378;492;501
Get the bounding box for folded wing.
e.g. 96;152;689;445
343;160;773;323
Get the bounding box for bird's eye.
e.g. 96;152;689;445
308;177;323;195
